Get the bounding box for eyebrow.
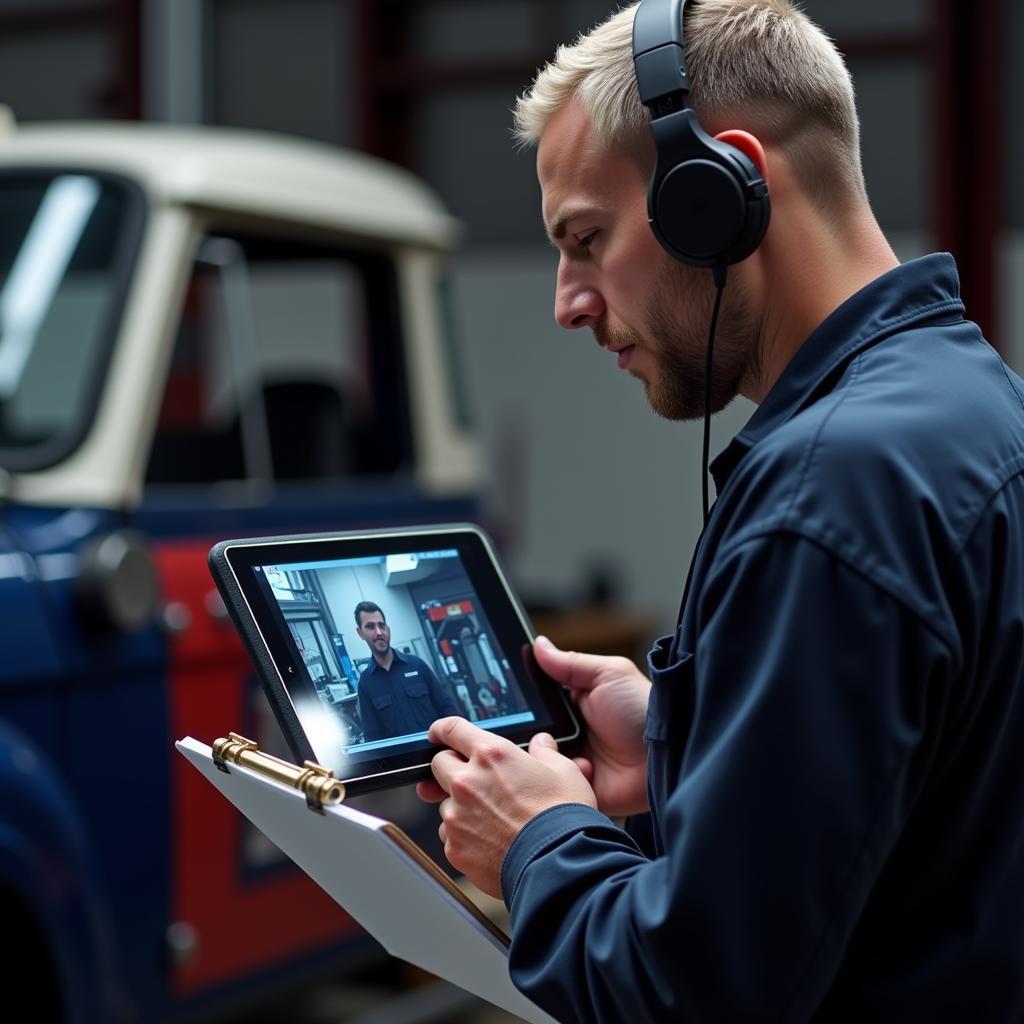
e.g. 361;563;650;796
544;204;607;247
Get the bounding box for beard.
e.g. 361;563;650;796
594;258;758;421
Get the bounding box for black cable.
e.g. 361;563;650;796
702;263;728;527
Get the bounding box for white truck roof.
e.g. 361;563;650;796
0;121;461;249
0;120;477;508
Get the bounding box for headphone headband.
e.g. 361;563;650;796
632;0;691;110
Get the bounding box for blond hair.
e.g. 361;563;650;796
513;0;866;209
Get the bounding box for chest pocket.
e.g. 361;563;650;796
402;675;429;699
370;690;394;711
644;632;696;746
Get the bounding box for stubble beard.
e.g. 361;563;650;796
596;259;758;421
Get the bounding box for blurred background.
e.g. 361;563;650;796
0;0;1019;1019
3;0;1021;622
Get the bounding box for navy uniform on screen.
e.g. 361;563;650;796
353;600;458;741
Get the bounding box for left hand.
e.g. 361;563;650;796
417;717;597;898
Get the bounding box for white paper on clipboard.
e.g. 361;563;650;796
176;736;557;1024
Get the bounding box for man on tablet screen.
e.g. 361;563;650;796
353;601;457;742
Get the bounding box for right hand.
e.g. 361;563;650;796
534;635;651;817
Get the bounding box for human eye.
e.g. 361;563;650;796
577;230;599;249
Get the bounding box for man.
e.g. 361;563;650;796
417;1;1024;1021
353;601;457;742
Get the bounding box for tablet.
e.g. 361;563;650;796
209;524;582;794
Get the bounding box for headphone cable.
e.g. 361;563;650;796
702;263;728;527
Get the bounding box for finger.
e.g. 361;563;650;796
528;731;577;769
533;636;617;693
529;731;558;751
430;747;469;791
428;716;491;756
416;778;447;803
437;797;454;847
527;731;559;758
572;756;595;782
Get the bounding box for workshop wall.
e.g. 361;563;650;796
0;0;1016;625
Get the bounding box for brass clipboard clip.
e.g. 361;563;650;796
212;732;345;813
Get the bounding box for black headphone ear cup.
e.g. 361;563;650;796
654;158;747;264
646;113;770;268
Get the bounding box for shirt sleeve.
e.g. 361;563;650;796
502;532;955;1023
357;680;383;742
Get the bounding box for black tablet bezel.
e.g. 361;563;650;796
209;524;582;794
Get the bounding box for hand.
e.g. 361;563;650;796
533;635;651;816
417;717;597;898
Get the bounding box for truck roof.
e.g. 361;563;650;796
0;121;461;249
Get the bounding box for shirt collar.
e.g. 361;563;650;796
367;647;406;673
710;253;965;490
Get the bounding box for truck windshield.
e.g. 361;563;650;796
0;171;144;471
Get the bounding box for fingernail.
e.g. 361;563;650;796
535;635;553;649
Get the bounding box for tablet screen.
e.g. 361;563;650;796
214;527;579;788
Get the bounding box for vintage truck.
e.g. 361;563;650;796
0;113;480;1021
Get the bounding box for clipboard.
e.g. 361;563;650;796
176;735;558;1024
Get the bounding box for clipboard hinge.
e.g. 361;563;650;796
211;732;346;812
213;732;255;772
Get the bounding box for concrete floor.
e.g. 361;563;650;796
228;973;525;1024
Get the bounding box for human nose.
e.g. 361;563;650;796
554;261;605;330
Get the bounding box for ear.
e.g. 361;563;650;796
715;129;769;186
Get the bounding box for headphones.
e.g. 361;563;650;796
632;0;771;268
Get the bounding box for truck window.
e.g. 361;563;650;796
0;171;144;471
146;230;413;487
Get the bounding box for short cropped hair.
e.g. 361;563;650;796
513;0;866;211
354;601;384;626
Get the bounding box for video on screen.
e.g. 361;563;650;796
256;548;535;756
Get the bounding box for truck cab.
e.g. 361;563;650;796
0;118;478;1021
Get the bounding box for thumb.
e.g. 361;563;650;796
527;732;564;762
533;635;605;693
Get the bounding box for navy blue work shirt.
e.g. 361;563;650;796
356;650;457;742
501;255;1024;1022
